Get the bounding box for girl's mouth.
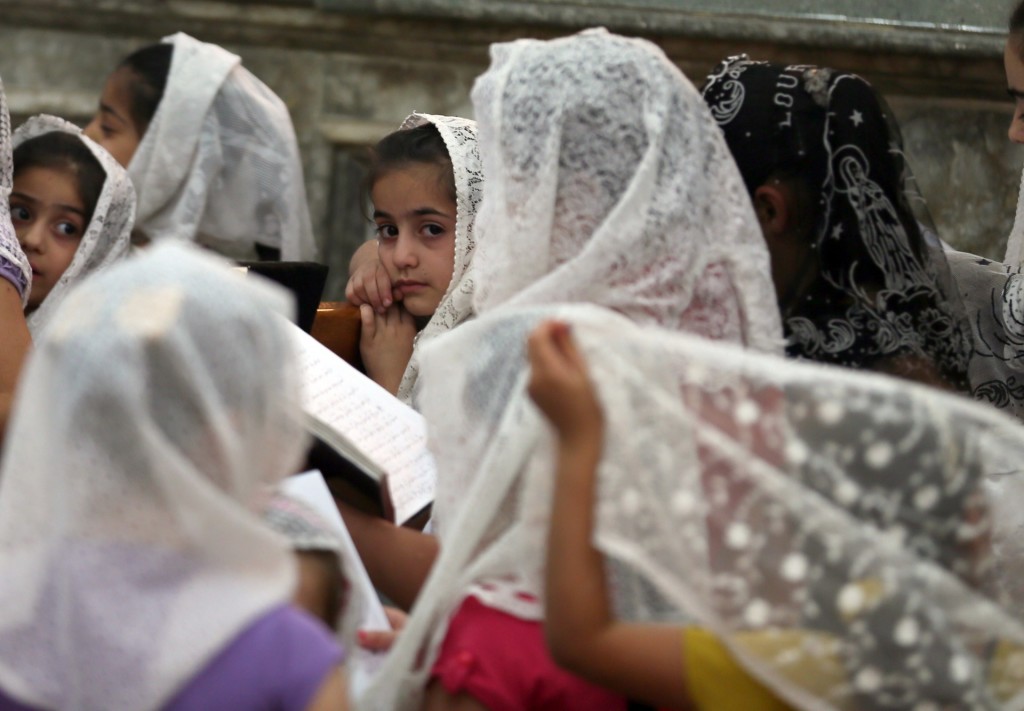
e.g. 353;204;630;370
395;280;427;295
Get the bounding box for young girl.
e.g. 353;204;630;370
349;112;481;402
0;77;32;444
525;311;1024;709
353;29;782;711
83;32;316;261
0;242;347;711
11;115;134;338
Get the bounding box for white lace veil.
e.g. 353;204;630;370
394;112;482;404
0;242;307;711
0;78;31;305
358;28;783;709
370;295;1024;710
13;115;135;339
468;31;781;352
128;33;317;261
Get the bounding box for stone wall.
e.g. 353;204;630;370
0;0;1020;298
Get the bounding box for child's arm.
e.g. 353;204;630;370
358;303;417;396
346;241;394;313
528;322;693;710
0;279;30;447
336;501;438;611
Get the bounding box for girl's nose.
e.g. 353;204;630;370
19;222;46;253
392;233;419;269
83;116;102;144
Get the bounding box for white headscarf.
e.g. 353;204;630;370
0;242;307;711
359;28;783;709
395;112;482;404
371;299;1024;711
128;33;316;261
13;115;135;338
0;78;30;305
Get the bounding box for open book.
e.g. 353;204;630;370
286;322;436;525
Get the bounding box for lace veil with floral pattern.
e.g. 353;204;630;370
394;112;482;404
358;28;782;710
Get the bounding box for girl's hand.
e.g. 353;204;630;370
356;606;407;653
360;304;417;395
527;321;603;445
346;243;396;314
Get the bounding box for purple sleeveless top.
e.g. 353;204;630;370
0;605;343;711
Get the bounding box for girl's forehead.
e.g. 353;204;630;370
372;162;456;210
13;165;83;204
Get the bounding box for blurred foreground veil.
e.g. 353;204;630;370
0;242;307;710
437;303;1024;710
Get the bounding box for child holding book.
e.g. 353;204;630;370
346;113;481;402
12;115;134;338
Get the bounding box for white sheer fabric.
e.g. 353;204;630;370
395;112;482;404
128;33;316;261
0;243;306;711
0;78;30;305
469;33;782;353
1005;165;1024;267
358;28;783;709
414;303;1024;710
14;115;135;338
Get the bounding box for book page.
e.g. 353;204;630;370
280;471;391;698
287;322;436;523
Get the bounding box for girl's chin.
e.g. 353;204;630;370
399;295;441;318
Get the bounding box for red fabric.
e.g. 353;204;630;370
430;595;627;711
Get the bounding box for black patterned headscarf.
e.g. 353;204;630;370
703;56;973;393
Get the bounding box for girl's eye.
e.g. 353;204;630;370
101;125;116;139
56;221;80;238
375;224;398;240
422;223;446;238
9;205;29;222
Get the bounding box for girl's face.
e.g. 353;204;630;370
12;166;87;311
372;162;457;317
1006;39;1024;144
83;66;143;167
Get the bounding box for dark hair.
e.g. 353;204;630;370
360;122;454;219
13;132;106;227
118;43;174;134
1013;0;1024;33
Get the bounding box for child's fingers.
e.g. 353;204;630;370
375;268;393;310
528;322;574;393
359;303;376;339
362;276;385;314
551;322;590;373
527;322;560;372
383;605;408;630
356;629;397;653
533;322;577;372
345;275;365;306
